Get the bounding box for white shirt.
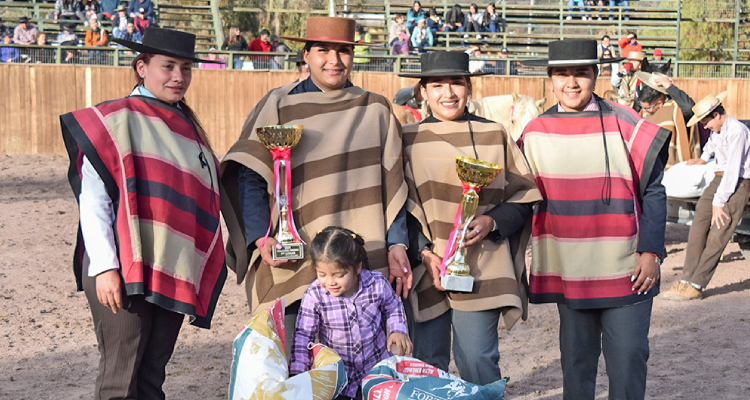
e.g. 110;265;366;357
699;115;750;207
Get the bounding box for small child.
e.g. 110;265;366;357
290;226;413;400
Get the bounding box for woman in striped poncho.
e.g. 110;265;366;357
399;51;542;385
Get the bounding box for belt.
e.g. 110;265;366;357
716;171;724;177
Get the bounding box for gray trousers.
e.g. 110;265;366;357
83;264;184;400
682;176;750;288
405;301;503;385
557;300;652;400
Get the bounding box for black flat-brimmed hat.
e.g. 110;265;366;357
522;39;624;67
398;51;493;78
18;16;30;23
113;26;224;64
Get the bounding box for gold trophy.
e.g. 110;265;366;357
440;156;502;292
256;125;305;261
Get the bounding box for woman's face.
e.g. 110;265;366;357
36;34;46;45
304;42;353;92
550;66;596;112
420;76;472;122
413;2;420;12
470;5;477;13
231;27;240;37
90;20;98;29
137;54;193;104
602;51;611;59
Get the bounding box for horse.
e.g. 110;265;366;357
392;85;545;141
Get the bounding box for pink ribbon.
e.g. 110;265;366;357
440;182;478;276
259;147;304;247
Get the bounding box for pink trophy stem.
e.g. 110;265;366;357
440;182;478;276
259;147;305;247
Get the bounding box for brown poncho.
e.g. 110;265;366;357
221;82;407;314
641;99;699;168
403;114;542;328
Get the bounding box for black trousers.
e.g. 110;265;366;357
83;261;184;400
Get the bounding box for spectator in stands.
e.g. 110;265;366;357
200;47;226;69
249;28;272;68
566;0;589;20
426;8;441;35
611;51;648;109
100;0;118;19
30;32;54;63
587;0;605;20
495;47;516;75
608;0;630;20
407;1;425;34
77;0;101;24
57;23;79;62
54;0;80;22
111;5;128;37
618;32;641;58
600;48;613;76
389;14;406;45
653;48;662;61
458;3;483;39
444;3;464;32
116;19;142;45
481;3;502;33
597;35;617;58
128;0;153;23
467;46;485;73
392;29;410;56
134;8;151;34
1;33;19;63
270;34;291;70
410;18;433;53
221;26;248;70
0;18;11;38
353;24;372;70
14;17;38;45
85;18;108;47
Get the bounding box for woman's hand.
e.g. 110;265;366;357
423;251;446;291
255;237;289;267
387;332;413;357
388;245;412;299
457;215;494;248
631;253;660;295
96;269;122;314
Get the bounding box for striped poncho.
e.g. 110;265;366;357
520;97;670;309
221;81;407;314
641;99;699;168
403;114;542;327
60;96;227;328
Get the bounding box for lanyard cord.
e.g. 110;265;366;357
596;97;612;205
467;118;479;159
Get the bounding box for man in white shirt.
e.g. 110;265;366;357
661;91;750;301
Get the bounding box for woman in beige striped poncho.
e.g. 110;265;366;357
399;51;542;385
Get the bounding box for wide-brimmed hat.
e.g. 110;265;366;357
398;51;493;78
116;5;126;11
18;16;29;23
627;51;645;61
686;91;728;127
62;22;77;31
522;39;624;67
635;71;669;94
280;17;377;47
113;26;223;64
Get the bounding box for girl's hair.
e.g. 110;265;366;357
412;1;421;10
228;26;240;45
310;226;370;271
132;53;215;156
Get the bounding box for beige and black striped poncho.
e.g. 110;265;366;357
403;113;542;328
221;81;407;314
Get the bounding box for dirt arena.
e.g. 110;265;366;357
1;154;749;399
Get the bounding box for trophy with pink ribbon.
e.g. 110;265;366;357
440;156;502;292
257;125;305;261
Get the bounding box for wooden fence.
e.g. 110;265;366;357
2;64;749;155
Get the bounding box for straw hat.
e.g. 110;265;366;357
627;51;645;61
686;91;728;127
635;71;669;94
522;39;624;67
280;17;376;47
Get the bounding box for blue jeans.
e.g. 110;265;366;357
609;0;629;19
480;22;499;33
568;0;588;17
404;303;503;385
558;300;652;400
232;57;243;70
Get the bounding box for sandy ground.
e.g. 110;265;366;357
1;154;750;400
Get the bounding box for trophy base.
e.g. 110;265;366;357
440;274;474;292
272;243;304;261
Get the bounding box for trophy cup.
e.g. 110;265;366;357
440;156;502;292
256;125;305;261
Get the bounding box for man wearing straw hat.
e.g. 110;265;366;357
220;17;411;366
636;71;699;168
519;39;670;400
661;92;750;301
